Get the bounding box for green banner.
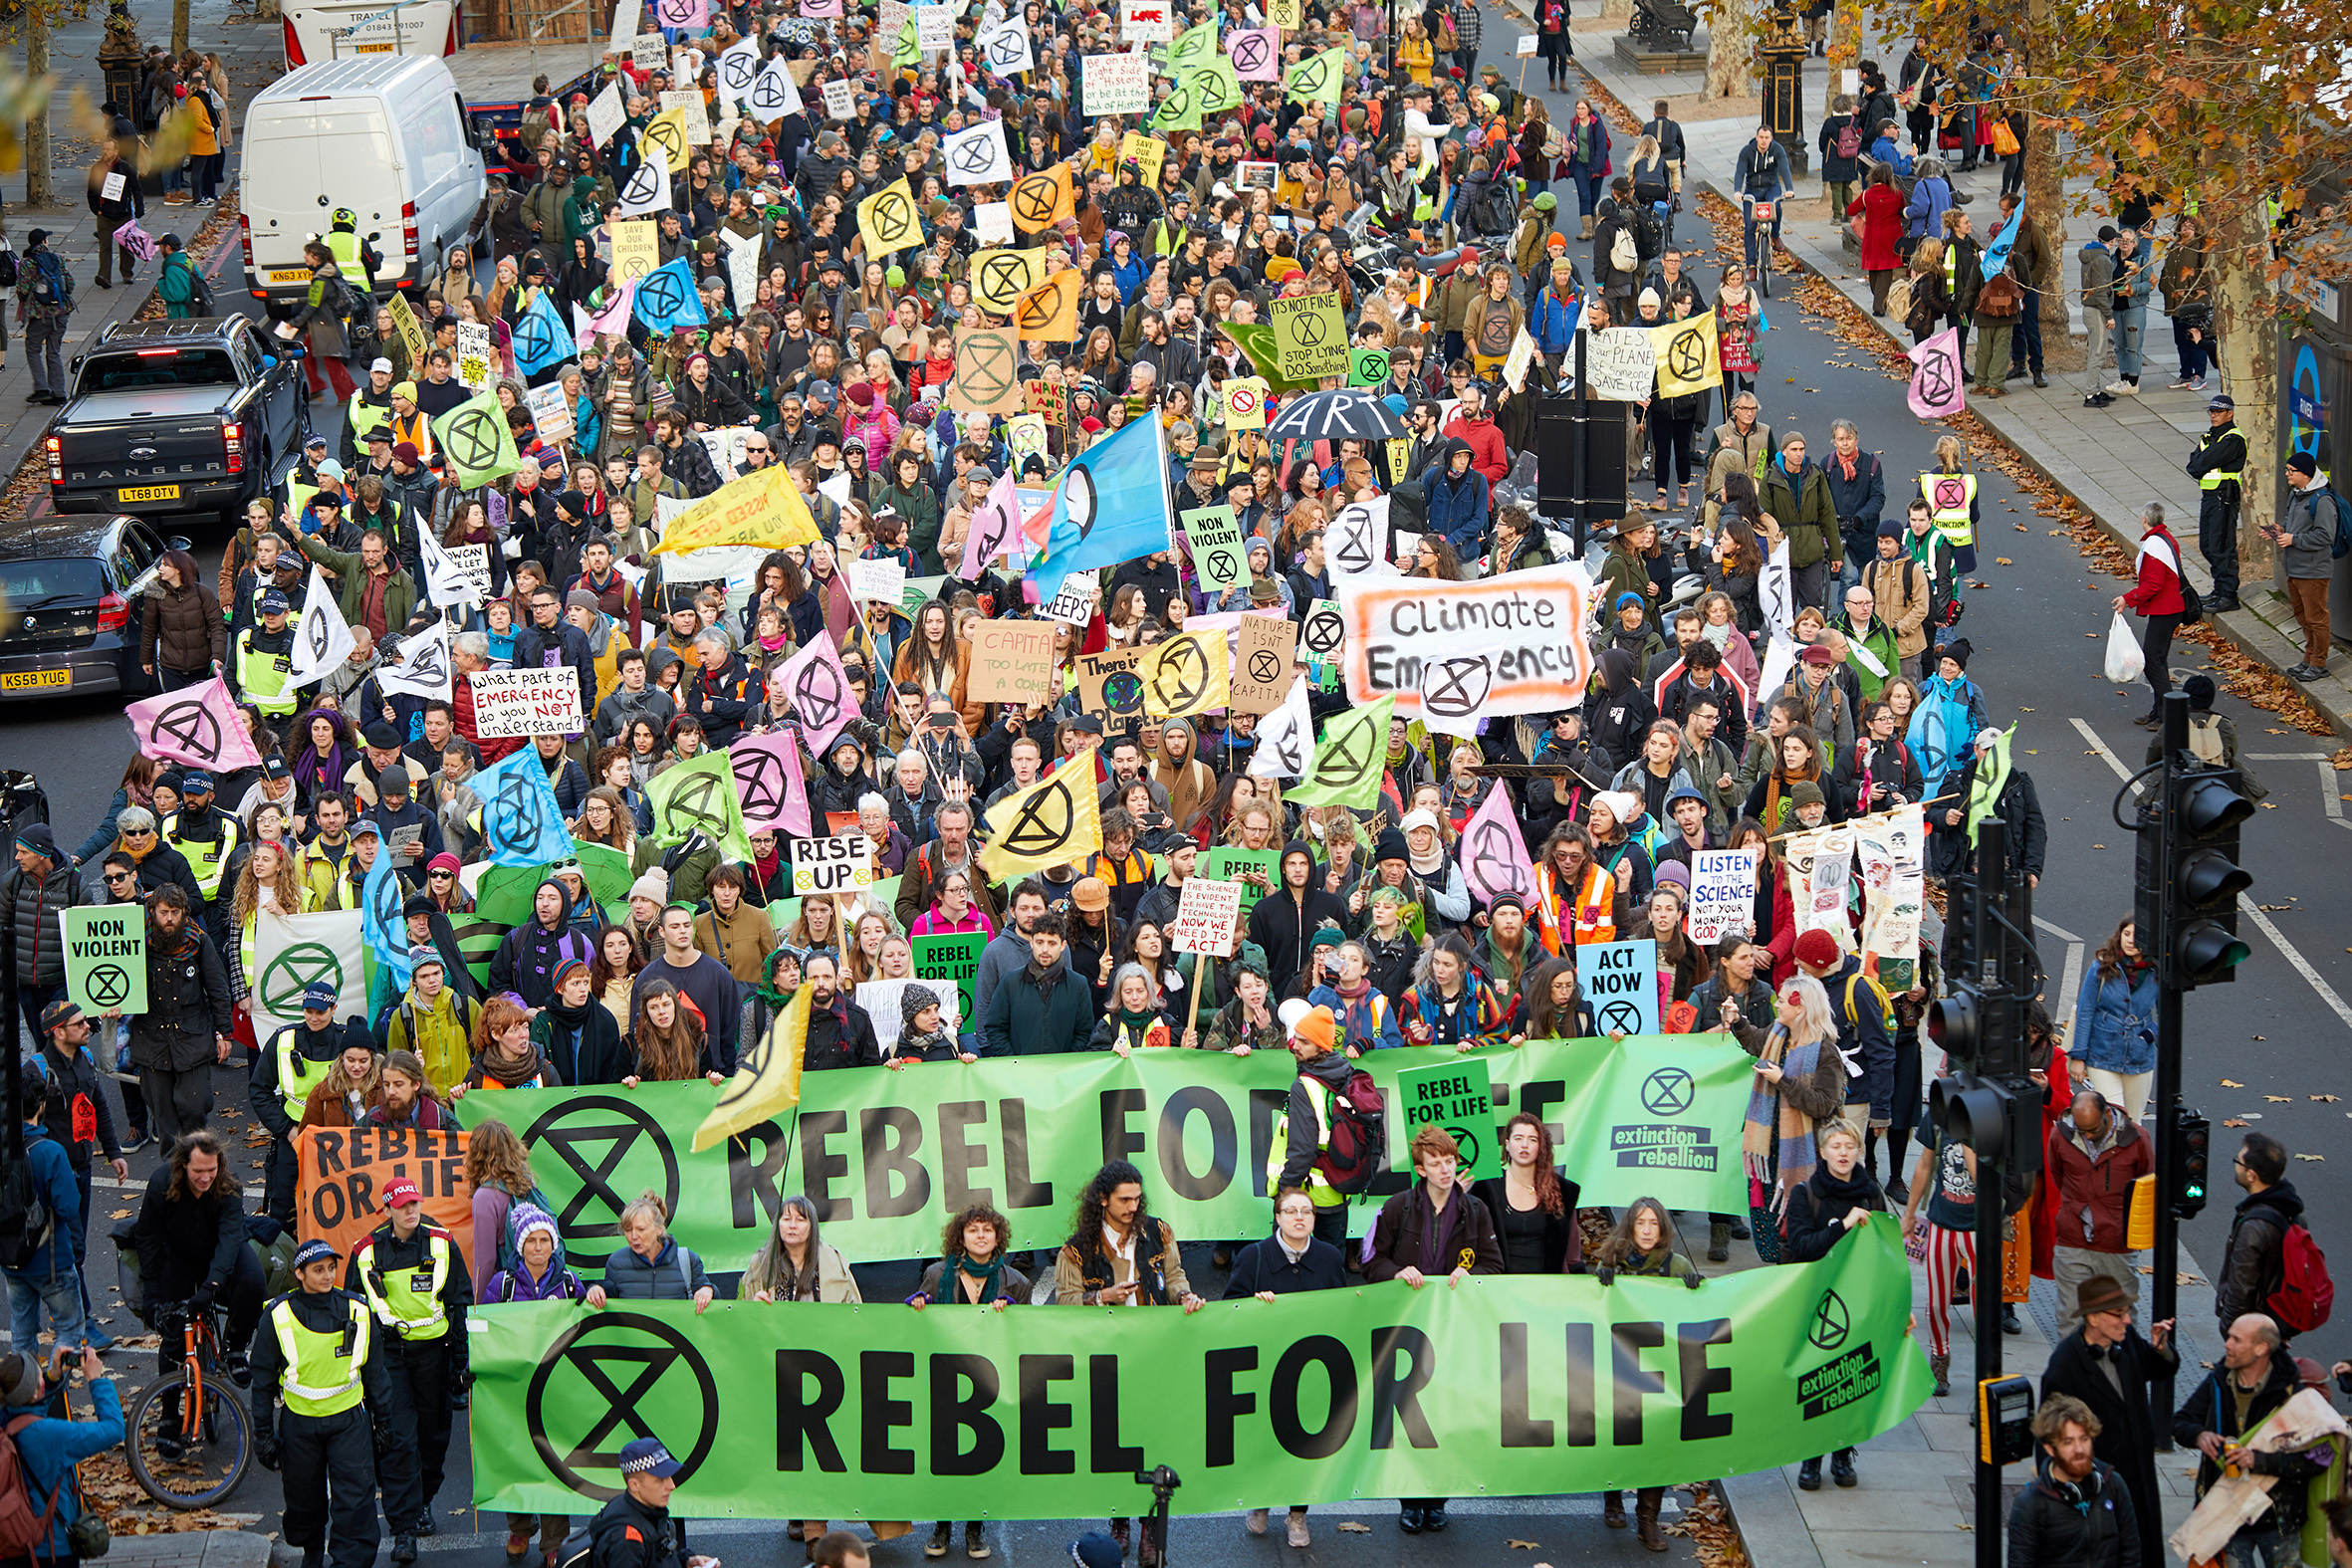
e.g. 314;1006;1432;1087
455;1038;1756;1270
63;905;146;1016
466;1219;1929;1517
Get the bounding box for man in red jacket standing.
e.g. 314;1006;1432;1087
1442;379;1509;490
2046;1087;2153;1334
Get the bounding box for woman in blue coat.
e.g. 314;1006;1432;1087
2070;915;2159;1122
1;1345;124;1561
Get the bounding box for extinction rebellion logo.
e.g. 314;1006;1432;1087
1609;1067;1721;1173
1795;1288;1883;1420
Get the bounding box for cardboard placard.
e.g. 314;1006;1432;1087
1688;848;1760;946
1168;877;1243;957
1072;646;1147;722
846;557;907;606
1229;613;1298;714
1083;51;1150;113
1041;568;1097;625
1180;504;1247;594
1267;290;1349;382
967;618;1058;703
792;833;876;896
469;666;583;737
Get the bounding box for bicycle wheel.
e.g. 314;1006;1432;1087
127;1372;252;1509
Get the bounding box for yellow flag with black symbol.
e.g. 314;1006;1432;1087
642;105;691;172
650;463;821;556
857;177;923;259
1140;626;1231;719
1649;310;1725;397
969;247;1047;314
978;764;1104;885
692;974;810;1151
1284;46;1348;105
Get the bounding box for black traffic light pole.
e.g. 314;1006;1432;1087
1970;818;2010;1566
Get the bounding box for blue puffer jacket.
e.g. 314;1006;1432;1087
600;1235;712;1299
5;1379;124;1559
4;1121;83;1278
2071;957;2159;1074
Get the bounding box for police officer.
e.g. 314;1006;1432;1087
324;208;378;297
2186;392;2245;612
235;588;300;739
348;1176;471;1541
253;1237;417;1568
344;356;396;472
161;769;242;945
250;981;358;1223
588;1440;722;1568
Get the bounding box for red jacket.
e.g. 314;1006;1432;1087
2120;524;2187;617
1443;411;1509;488
453;676;527;765
2043;1106;2152;1255
1848;184;1906;273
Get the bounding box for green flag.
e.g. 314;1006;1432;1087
644;749;753;865
892;15;920;65
428;389;520;487
1284;45;1348;105
1288;695;1394;810
1965;726;2011;844
1183;55;1242;116
1165;18;1216;75
1148;77;1202;132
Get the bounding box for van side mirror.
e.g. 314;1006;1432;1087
169;536;194;552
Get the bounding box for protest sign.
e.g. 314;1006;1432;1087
1267;290;1349;381
972;201;1014;246
1198;846;1278;919
657;87;711;143
1582;938;1662;1036
1394;1057;1501;1181
1040;568;1098;625
1299;599;1346;660
297;1126;471;1263
1073;646;1147;722
1179;505;1247;593
1228;613;1297;715
1119;0;1171;40
968;618;1058;703
455;321;495;390
524;381;575;444
1168;878;1244;957
1585;328;1659;402
607;218;661;283
1119;131;1166;187
1337;568;1591;720
914;1;953;48
1325;495;1390;575
823;79;856;118
845;557;906;606
1083;51;1149;113
1224;376;1268;430
1852;805;1926;992
63;906;145;1017
792;834;875;896
469;666;583;738
1687;848;1760;946
911;931;986;1023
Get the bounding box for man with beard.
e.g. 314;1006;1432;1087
797;953;881;1070
2038;1274;2177;1568
127;886;234;1141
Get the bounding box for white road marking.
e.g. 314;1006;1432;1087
2035;916;2084;1034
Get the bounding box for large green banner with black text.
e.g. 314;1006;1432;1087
466;1217;1926;1518
453;1036;1755;1269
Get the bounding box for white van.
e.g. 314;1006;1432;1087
239;56;488;313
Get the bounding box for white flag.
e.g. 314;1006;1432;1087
943;119;1013;187
714;37;763;112
614;156;670;218
1250;666;1313;780
976;14;1033;74
253;908;369;1027
378;619;454;703
418;528;481;610
287;562;354;686
745;59;805;120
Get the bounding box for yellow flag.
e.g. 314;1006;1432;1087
1140;627;1230;719
857;177;922;259
969;247;1047;314
692;977;810;1151
650;465;821;557
643;106;692;172
977;763;1103;885
1650;310;1725;397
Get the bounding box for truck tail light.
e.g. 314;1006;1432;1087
97;591;128;634
242;213;264;300
43;435;62;485
223;420;244;476
401;200;419;267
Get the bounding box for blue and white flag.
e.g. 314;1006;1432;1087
630;257;708;334
476;747;579;867
360;848;412;992
1980;203;2024;279
1027;418;1172;601
514;290;577;375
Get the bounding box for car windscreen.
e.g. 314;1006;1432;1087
77;348;240;392
0;559;105;609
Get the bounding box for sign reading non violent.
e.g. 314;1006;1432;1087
1338;568;1593;719
469;666;583;738
1168;878;1243;957
62;905;146;1016
792;834;876;896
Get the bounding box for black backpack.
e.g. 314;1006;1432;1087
0;1150;56;1271
184;260;216;317
0;243;17;290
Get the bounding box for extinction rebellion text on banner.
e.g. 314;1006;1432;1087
465;1219;1928;1518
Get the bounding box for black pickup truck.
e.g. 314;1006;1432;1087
43;317;311;522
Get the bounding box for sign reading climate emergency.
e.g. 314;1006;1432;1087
1336;567;1594;719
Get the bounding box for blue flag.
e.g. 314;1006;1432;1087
514;290;577;375
477;747;579;868
1027;418;1172;601
1980;204;2024;279
631;257;708;334
360;847;412;992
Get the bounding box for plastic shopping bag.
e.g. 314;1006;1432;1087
2104;613;2146;683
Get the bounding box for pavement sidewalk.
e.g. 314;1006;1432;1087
1527;4;2352;742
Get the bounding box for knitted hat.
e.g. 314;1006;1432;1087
1289;1005;1337;1054
629;871;670;904
1591;789;1641;826
900;981;942;1029
1;1353;47;1408
1791;929;1841;971
509;1203;562;1253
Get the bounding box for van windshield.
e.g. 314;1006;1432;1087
78;349;241;392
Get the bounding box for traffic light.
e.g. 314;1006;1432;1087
2170;1108;2211;1220
2137;761;2253;990
1930;982;2028;1081
1930;1076;2011;1156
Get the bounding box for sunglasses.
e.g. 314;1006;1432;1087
429;869;455;879
121;827;154;837
104;871;135;884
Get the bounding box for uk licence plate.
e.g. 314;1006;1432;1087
119;484;181;503
269;268;314;284
0;669;71;690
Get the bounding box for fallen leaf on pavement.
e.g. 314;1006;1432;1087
2312;1095;2341;1102
2225;1119;2248;1127
2221;1079;2244;1087
2296;1153;2326;1162
1337;1523;1372;1534
1507;1541;1541;1550
2266;1094;2291;1101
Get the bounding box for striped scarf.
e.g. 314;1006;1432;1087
1742;1029;1822;1214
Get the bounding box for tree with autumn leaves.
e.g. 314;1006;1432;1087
1860;0;2350;558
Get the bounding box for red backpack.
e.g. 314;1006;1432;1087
1312;1071;1388;1195
0;1413;74;1559
2264;1215;2334;1335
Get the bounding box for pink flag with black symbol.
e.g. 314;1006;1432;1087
1905;327;1966;421
729;730;814;837
770;632;856;760
126;677;265;774
1457;782;1537;910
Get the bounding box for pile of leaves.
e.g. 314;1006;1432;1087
1666;1480;1750;1568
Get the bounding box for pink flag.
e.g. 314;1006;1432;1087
1905;326;1966;421
730;731;813;836
584;278;636;340
961;467;1024;578
126;677;265;774
1230;26;1280;80
1457;783;1536;909
771;633;856;759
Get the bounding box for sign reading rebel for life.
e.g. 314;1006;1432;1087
1394;1057;1501;1181
63;906;146;1016
1337;567;1593;719
792;834;875;896
469;666;584;737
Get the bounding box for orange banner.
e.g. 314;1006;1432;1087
297;1125;474;1265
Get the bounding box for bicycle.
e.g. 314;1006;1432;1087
126;1301;253;1509
1745;197;1777;298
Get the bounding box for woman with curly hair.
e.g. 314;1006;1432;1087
574;785;635;853
1473;1110;1582;1275
902;1201;1023;1555
462;1117;556;1291
630;978;721;1083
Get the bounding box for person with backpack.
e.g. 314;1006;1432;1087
156;232;210;320
5;1074;87;1357
1267;1005;1379;1247
1362;1125;1503;1535
26;1001;129;1347
346;1177;470;1542
2217;1132;2328;1344
251;1236;417;1568
0;1344;122;1567
2267;450;2342;682
480;1204;583;1568
295;240;359;403
17;229;74;406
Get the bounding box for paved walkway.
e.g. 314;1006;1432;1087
105;1528;273;1568
1530;3;2352;740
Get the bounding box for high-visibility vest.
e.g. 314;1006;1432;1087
1532;861;1617;954
1266;1074;1344;1209
162;810;241;899
271;1026;336;1121
270;1295;370;1417
237;627;297;716
355;1227;454;1340
1918;471;1977;550
326;230;374;295
2195;427;2242;494
347;391;392;446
